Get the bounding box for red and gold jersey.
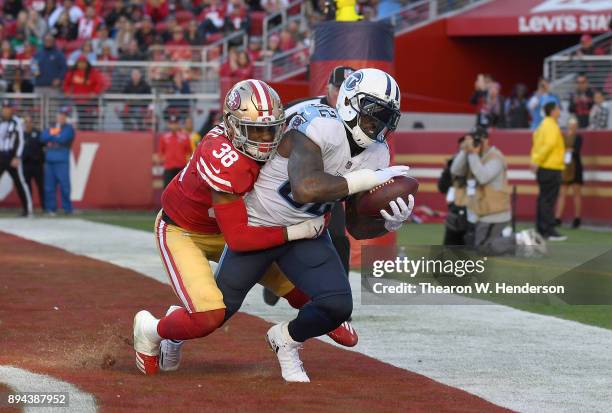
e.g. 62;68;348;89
162;124;261;234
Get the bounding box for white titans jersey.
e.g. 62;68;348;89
245;103;390;227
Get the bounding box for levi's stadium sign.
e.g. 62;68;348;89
446;0;612;36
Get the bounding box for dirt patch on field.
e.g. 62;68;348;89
0;232;511;412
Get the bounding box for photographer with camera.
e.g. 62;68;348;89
439;136;469;245
451;128;543;254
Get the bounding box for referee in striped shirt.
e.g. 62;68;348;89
263;66;355;306
0;99;33;216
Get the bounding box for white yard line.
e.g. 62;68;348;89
0;366;97;413
2;218;612;413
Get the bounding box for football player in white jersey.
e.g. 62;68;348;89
167;69;414;382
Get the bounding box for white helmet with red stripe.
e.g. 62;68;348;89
223;79;285;161
336;68;401;148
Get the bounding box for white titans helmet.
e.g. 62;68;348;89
336;68;401;148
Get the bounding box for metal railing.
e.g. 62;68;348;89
1;93;219;132
544;32;612;98
0;59;221;95
253;44;310;81
377;0;489;35
262;0;308;50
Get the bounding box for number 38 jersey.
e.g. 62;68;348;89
245;103;390;227
162;124;261;234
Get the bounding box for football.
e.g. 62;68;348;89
355;176;419;217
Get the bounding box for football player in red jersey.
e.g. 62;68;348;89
133;79;350;375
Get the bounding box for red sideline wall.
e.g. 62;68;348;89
393;130;612;223
0;132;154;209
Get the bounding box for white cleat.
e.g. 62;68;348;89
159;305;184;372
133;310;161;375
266;323;310;383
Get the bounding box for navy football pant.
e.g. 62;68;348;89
44;161;72;213
216;233;353;342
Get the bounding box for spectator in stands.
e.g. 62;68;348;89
157;114;192;188
160;16;178;43
7;66;34;93
589;89;609;129
470;73;490;125
98;43;117;62
198;0;226;38
22;114;45;211
42;106;75;216
92;24;118;57
3;0;24;20
568;73;594;128
1;40;14;60
166;26;189;48
185;19;203;46
261;33;281;59
135;16;157;52
224;0;249;34
183;117;202;152
531;101;566;241
32;34;67;89
52;10;78;41
247;36;263;61
67;40;97;66
63;55;106;130
287;20;304;44
26;8;48;41
167;71;191;119
220;47;253;80
121;69;152;131
120;39;145;61
528;77;560;130
376;0;401;20
555;116;583;229
115;15;135;54
574;34;597;57
145;0;170;24
77;5;103;40
279;29;296;51
105;0;127;30
481;82;505;128
504;83;530;128
49;0;84;28
261;0;289;15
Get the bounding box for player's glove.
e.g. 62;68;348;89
380;195;414;232
344;165;411;195
286;215;326;241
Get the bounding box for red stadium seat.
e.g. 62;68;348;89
155;22;168;33
175;10;195;24
249;11;266;36
205;33;223;45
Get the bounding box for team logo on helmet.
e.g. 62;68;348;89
344;71;363;91
227;89;241;111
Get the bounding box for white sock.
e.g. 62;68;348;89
143;317;162;343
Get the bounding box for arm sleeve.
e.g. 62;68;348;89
213;198;286;252
14;119;25;158
467;153;503;185
57;125;75;146
450;151;468;177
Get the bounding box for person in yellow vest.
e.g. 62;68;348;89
334;0;362;21
451;128;544;254
531;101;566;241
183;117;201;153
